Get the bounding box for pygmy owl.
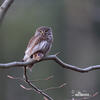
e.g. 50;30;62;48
23;26;53;69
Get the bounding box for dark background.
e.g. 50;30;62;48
0;0;100;100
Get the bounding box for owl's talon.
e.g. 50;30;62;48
30;55;33;58
33;53;44;61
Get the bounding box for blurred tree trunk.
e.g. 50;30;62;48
64;0;98;92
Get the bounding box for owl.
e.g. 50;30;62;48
23;26;53;69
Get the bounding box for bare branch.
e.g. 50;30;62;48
2;54;100;100
30;75;54;82
0;0;14;23
23;67;54;100
0;54;100;73
44;97;49;100
7;74;54;100
20;84;32;91
43;83;67;91
7;75;53;82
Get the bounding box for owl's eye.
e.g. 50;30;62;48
45;29;49;32
39;30;43;34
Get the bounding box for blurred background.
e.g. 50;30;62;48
0;0;100;100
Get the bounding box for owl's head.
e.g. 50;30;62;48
35;26;52;36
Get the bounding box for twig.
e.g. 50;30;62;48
23;66;54;100
7;75;53;82
43;83;67;91
44;97;49;100
0;54;100;73
30;75;54;82
7;74;66;99
0;0;14;23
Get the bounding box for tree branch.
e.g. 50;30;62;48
0;0;14;23
0;54;100;73
23;66;54;100
1;54;100;99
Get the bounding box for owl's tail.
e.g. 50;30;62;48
26;64;33;72
22;59;33;72
22;64;33;79
22;51;44;73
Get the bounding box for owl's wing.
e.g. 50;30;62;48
23;35;49;61
27;36;35;48
31;40;50;55
23;35;41;61
27;35;38;48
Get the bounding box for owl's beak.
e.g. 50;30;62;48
41;31;45;35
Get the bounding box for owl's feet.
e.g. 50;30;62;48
33;52;44;61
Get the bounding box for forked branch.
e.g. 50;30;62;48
23;66;54;100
